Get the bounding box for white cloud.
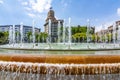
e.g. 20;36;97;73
24;7;32;11
20;0;52;18
0;0;4;4
22;0;52;13
22;2;28;6
117;8;120;16
27;13;36;18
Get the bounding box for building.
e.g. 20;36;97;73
96;20;120;43
0;25;40;35
44;8;63;42
0;25;40;42
116;21;120;27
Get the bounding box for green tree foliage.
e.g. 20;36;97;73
71;25;95;42
38;32;48;42
15;31;20;43
26;31;32;43
71;26;87;35
72;33;86;42
106;33;112;42
0;32;9;44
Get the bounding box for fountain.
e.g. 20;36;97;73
1;18;120;80
48;19;51;43
0;54;119;80
113;23;116;44
68;18;71;47
58;21;61;43
86;19;91;43
63;19;66;44
102;24;105;43
9;26;13;44
1;19;120;50
20;22;23;44
32;20;35;43
12;25;15;44
117;25;120;43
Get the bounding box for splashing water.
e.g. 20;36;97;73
0;61;120;80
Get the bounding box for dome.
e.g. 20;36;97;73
48;9;55;18
46;7;57;22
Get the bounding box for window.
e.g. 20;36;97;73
2;28;5;31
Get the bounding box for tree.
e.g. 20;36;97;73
0;32;9;44
15;31;20;43
37;32;48;43
35;33;39;43
107;33;112;42
91;34;96;42
72;33;86;42
41;32;48;42
26;31;32;43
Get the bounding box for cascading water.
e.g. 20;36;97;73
87;19;90;43
68;17;71;49
58;21;61;43
0;61;120;80
117;25;120;43
113;23;116;44
48;19;51;43
109;31;111;43
12;25;15;44
63;19;66;44
32;20;35;43
20;22;23;44
9;26;13;44
102;24;105;43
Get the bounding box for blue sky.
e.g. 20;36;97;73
0;0;120;31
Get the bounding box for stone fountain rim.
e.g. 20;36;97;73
0;54;120;64
1;47;120;51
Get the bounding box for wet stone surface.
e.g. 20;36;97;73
0;71;120;80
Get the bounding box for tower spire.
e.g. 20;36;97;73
46;7;56;22
50;7;52;10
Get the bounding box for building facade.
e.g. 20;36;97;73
0;25;40;33
96;20;120;43
44;8;63;42
0;25;40;42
